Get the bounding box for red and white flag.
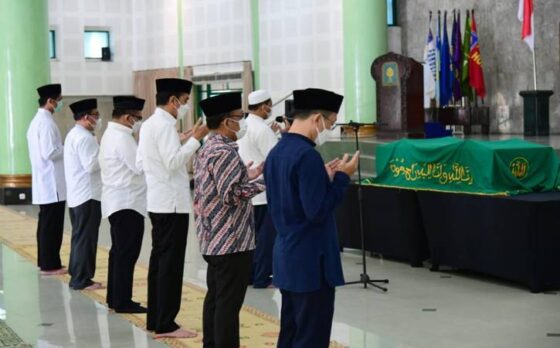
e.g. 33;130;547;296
518;0;534;51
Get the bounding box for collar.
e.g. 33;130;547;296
38;108;53;117
283;132;316;147
75;124;94;135
155;107;177;125
247;113;266;124
107;121;133;134
210;133;239;150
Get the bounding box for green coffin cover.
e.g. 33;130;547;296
367;137;560;195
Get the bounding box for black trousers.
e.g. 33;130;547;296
252;205;276;288
36;201;66;271
68;199;101;290
202;251;253;348
278;282;335;348
147;213;189;334
106;209;144;310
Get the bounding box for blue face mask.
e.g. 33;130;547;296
54;100;64;113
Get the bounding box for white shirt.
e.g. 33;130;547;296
99;122;147;218
237;113;278;205
136;107;200;214
26;108;67;204
64;124;102;208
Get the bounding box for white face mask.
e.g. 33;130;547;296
177;103;189;120
132;120;142;134
314;117;329;146
89;116;102;132
95;117;103;132
264;105;272;119
231;118;248;139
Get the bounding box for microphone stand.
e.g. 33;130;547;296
339;121;389;292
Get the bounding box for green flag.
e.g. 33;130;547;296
461;10;473;100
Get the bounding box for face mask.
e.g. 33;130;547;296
132;120;142;134
177;103;189;120
314;117;329;146
264;105;272;119
231;118;248;139
90;116;102;132
54;100;64;113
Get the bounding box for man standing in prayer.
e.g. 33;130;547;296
264;88;359;348
64;98;103;291
136;78;208;338
194;92;265;347
99;96;147;313
27;83;67;276
237;89;279;289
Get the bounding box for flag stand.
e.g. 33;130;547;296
518;0;553;136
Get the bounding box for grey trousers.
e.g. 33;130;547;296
68;199;101;290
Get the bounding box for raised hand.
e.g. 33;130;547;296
283;117;292;132
336;151;360;177
191;118;209;140
179;129;193;143
247;162;264;180
325;158;341;181
270;122;281;133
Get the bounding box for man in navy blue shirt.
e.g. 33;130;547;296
264;88;359;348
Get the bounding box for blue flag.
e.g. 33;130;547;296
452;11;463;101
439;11;452;107
436;12;441;106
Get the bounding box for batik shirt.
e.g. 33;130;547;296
194;133;265;255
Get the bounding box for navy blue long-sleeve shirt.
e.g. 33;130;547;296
264;133;350;292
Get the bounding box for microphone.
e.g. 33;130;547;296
336;121;388;127
264;115;289;126
336;120;369;128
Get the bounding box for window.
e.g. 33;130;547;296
49;30;56;59
84;30;110;59
195;83;243;120
387;0;398;26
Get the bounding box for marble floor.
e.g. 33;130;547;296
0;243;165;348
3;204;560;348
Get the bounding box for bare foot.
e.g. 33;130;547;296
40;268;67;276
83;282;104;291
154;328;197;339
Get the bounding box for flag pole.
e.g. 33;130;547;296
531;25;537;90
532;1;538;136
533;47;538;136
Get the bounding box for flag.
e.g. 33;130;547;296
423;17;437;108
450;11;457;98
518;0;534;51
452;11;463;101
435;12;442;106
469;10;486;99
439;11;452;107
461;10;473;100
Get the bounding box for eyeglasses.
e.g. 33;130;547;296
229;112;245;120
322;114;338;131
